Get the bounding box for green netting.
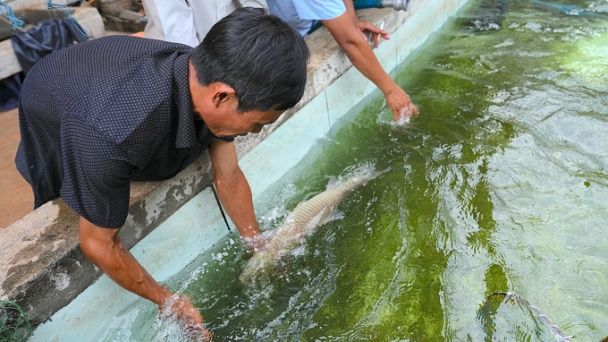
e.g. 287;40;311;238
0;300;31;342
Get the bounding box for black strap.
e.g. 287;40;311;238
211;184;231;231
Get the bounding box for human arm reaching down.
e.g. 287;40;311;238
322;5;419;121
208;136;266;251
79;217;211;339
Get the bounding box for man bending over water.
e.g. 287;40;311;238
15;8;309;338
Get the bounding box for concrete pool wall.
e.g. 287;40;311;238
0;0;471;338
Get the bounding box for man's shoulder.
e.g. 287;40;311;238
30;34;191;89
76;35;191;54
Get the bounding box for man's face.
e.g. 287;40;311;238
188;66;285;138
193;95;283;138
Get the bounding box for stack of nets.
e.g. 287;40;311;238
0;300;31;342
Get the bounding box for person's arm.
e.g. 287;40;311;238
322;10;419;121
343;0;358;22
79;217;210;337
208;137;265;251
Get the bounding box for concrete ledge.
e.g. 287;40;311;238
1;0;452;328
0;154;214;325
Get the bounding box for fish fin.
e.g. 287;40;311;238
326;177;339;190
322;210;345;224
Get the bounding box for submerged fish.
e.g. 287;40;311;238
239;173;377;283
479;292;573;342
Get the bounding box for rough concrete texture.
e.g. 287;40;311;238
0;5;424;327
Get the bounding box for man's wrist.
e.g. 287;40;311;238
152;285;173;307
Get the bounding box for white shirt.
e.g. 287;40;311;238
143;0;268;47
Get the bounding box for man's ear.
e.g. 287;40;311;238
212;83;237;108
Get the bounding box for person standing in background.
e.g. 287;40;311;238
141;0;268;46
267;0;419;122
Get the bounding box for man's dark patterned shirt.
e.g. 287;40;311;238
16;36;228;228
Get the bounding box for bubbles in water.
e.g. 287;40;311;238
291;244;307;258
472;19;502;30
397;111;411;125
257;182;298;232
494;39;514;48
259;206;289;226
524;22;544;32
340;161;378;181
179;263;209;291
211;252;229;263
489;89;512;104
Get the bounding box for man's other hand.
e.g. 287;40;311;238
243;233;270;254
385;86;419;122
160;293;212;341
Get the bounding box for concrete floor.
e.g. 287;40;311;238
0;107;33;228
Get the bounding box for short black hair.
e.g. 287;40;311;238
190;7;310;112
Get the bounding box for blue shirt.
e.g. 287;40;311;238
16;35;229;228
267;0;346;36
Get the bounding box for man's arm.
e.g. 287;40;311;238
321;9;420;121
343;0;359;22
208;137;264;250
79;217;208;336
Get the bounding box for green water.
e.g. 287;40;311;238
100;0;608;340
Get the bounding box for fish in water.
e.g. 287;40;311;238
479;292;573;341
239;172;377;283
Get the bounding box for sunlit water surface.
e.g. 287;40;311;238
99;0;608;340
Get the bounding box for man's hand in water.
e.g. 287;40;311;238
159;293;212;341
244;233;270;254
385;86;419;122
